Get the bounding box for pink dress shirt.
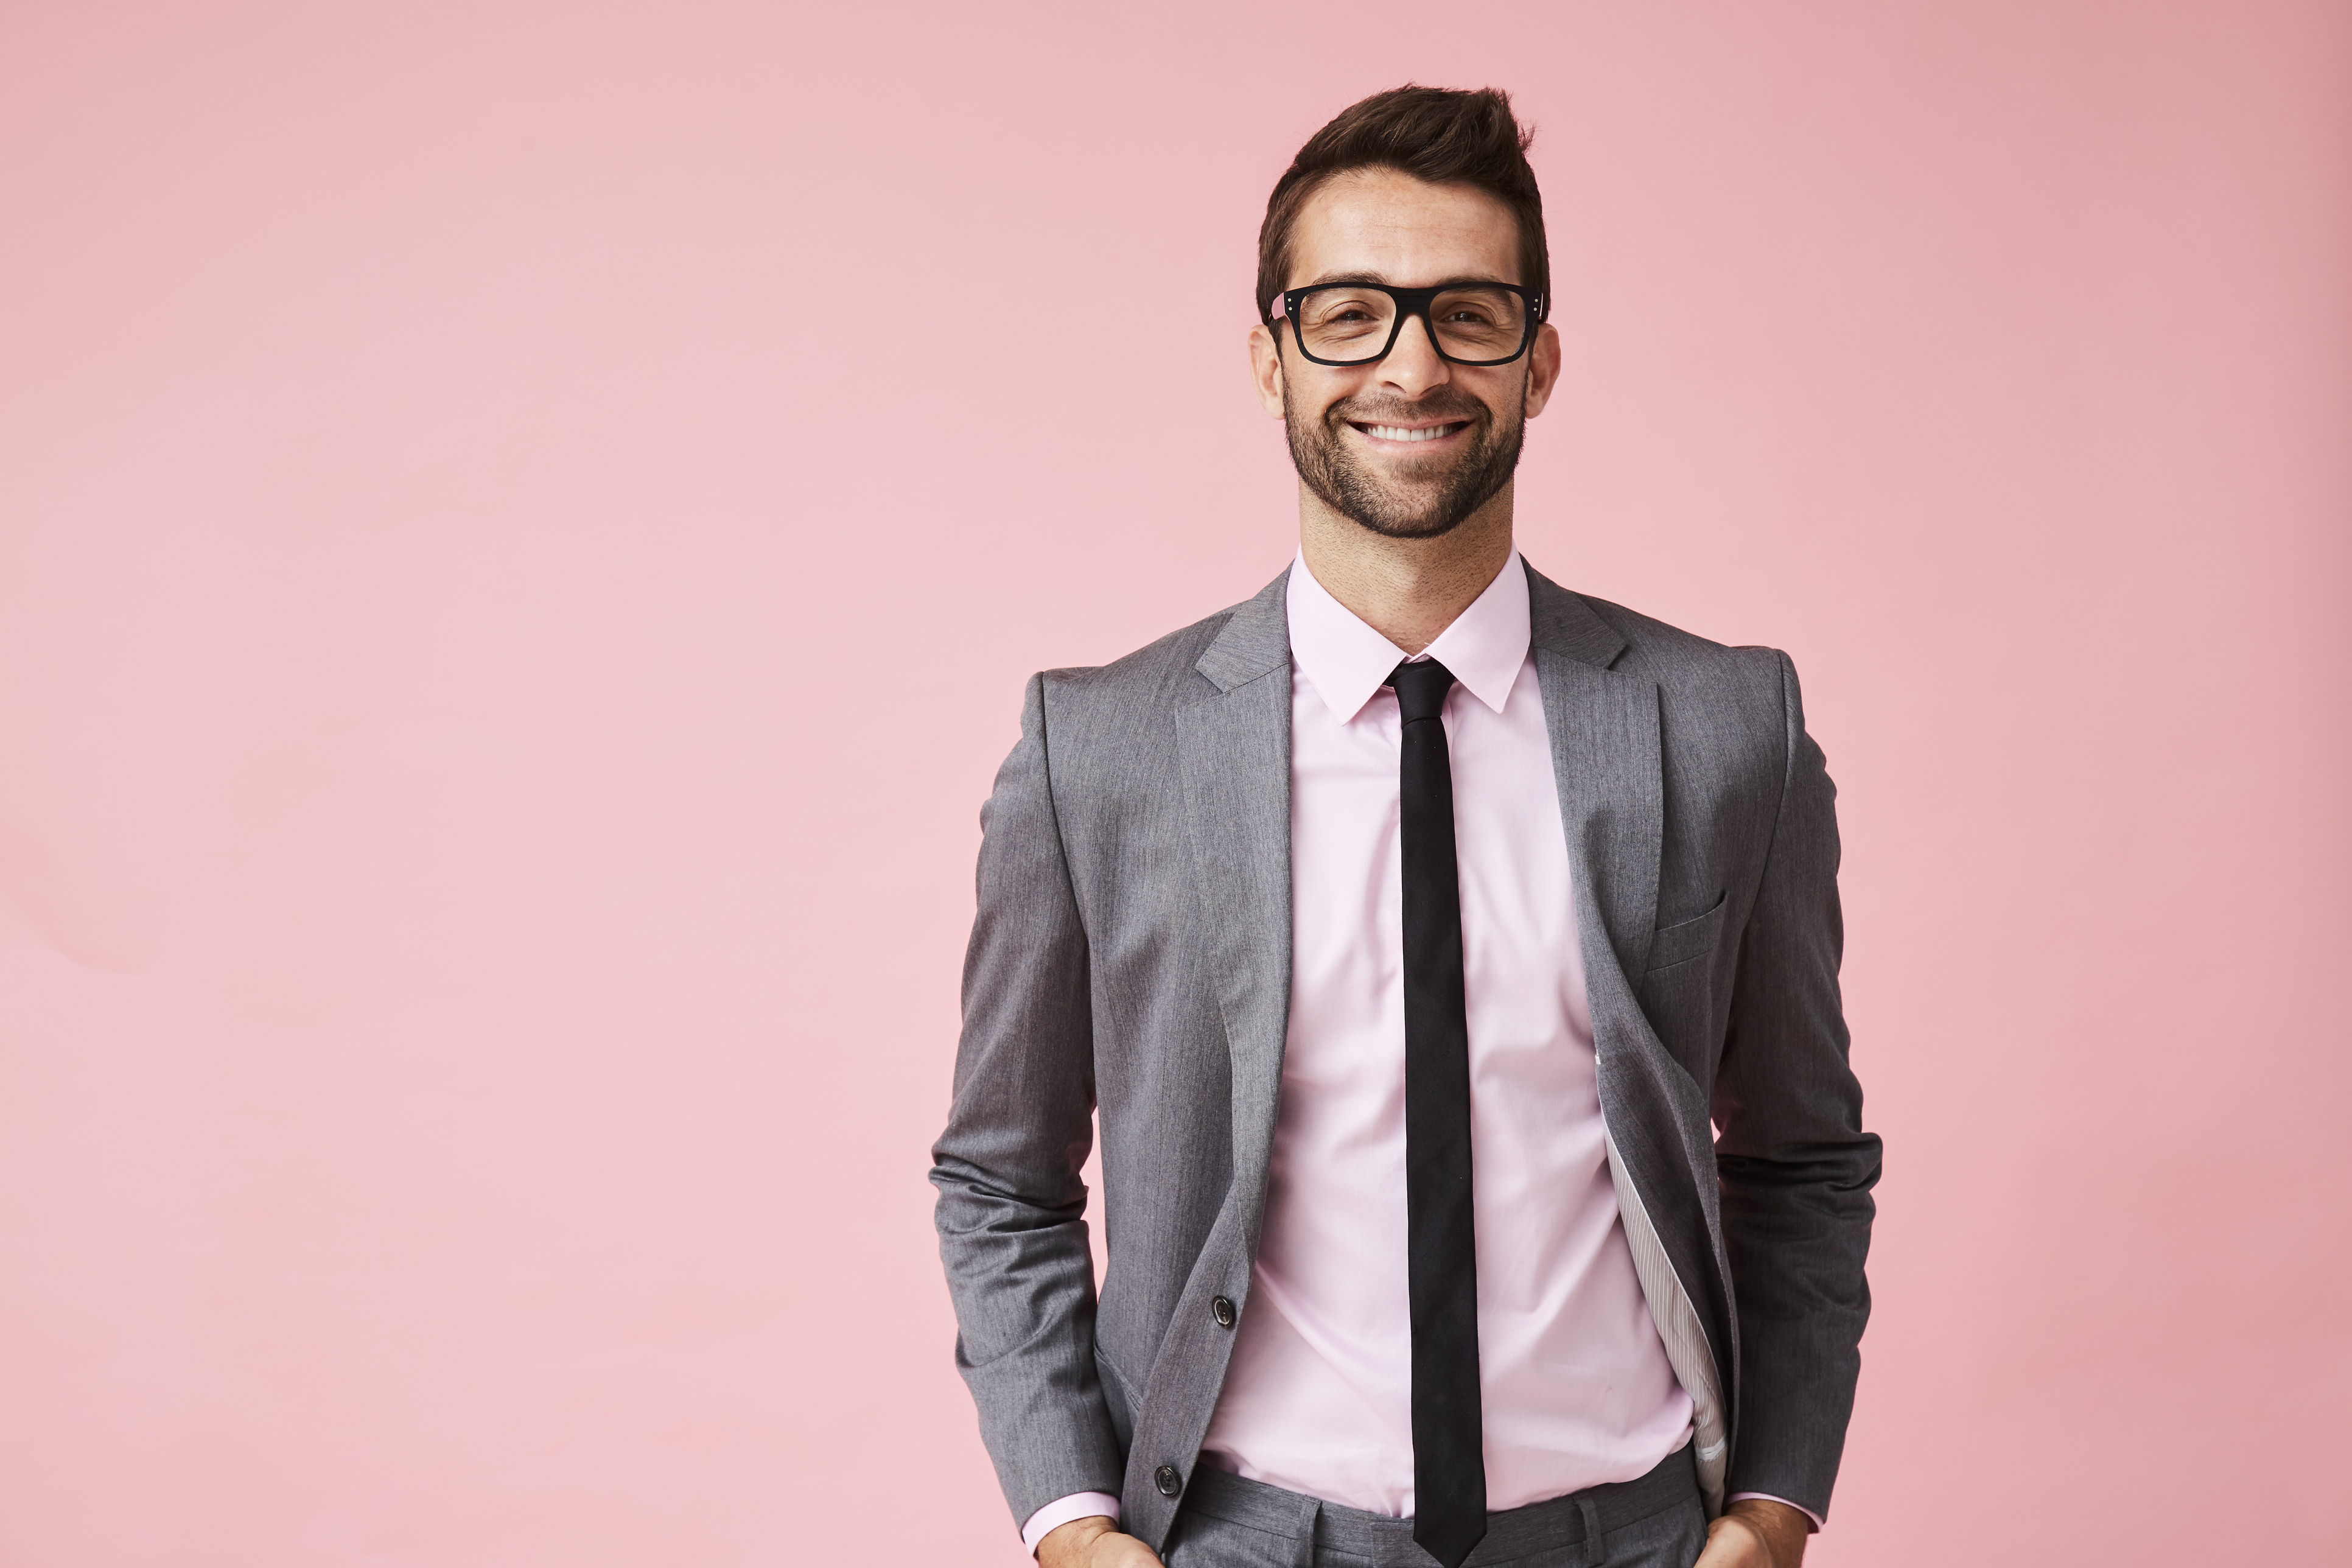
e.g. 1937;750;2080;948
1020;556;1811;1552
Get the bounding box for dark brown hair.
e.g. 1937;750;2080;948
1256;85;1549;326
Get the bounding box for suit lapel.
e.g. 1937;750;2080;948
1536;653;1662;982
1172;570;1295;1250
1527;564;1661;982
1527;564;1735;1402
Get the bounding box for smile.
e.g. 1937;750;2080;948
1353;421;1468;443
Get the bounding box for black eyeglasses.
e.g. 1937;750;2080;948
1270;281;1543;367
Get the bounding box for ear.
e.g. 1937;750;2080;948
1247;322;1287;419
1521;320;1563;420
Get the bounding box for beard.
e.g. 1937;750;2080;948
1283;381;1526;540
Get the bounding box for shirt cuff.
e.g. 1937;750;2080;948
1020;1493;1122;1554
1726;1492;1825;1531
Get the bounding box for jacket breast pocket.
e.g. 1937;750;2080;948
1638;894;1727;1067
1644;892;1727;975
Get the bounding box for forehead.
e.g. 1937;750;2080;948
1286;166;1522;288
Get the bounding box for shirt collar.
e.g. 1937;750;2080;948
1286;548;1531;725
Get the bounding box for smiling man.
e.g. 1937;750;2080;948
933;88;1879;1568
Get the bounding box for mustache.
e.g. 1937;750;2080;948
1326;390;1492;427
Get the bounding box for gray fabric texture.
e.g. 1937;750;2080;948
929;562;1880;1550
1164;1445;1706;1568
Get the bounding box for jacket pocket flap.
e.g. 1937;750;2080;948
1645;893;1727;973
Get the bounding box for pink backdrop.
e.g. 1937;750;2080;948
3;2;2347;1563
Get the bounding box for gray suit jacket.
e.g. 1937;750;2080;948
931;562;1878;1550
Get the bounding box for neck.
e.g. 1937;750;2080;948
1297;484;1516;654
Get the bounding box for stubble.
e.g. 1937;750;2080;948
1283;383;1527;540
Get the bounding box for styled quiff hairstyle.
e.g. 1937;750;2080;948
1256;85;1550;327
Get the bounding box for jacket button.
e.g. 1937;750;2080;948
1211;1295;1237;1328
1154;1464;1183;1498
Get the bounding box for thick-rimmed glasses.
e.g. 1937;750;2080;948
1270;281;1543;367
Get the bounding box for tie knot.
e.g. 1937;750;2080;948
1385;658;1455;724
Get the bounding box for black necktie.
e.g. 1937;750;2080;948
1388;658;1486;1568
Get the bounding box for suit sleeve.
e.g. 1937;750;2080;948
929;673;1125;1532
1711;650;1882;1519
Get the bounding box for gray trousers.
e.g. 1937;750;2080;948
1161;1446;1707;1568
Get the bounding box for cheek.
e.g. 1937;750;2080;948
1483;372;1531;427
1286;372;1359;428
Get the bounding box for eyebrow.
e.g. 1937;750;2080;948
1294;270;1517;290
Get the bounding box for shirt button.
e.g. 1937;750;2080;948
1155;1464;1183;1498
1211;1295;1237;1328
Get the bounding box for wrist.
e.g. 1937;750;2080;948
1036;1514;1116;1567
1721;1498;1810;1567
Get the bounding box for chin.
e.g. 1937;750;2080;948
1343;505;1470;541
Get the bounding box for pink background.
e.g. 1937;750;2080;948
3;2;2347;1563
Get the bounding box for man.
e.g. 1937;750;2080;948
933;86;1878;1568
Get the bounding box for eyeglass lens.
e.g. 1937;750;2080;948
1292;284;1528;365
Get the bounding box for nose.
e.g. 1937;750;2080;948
1377;310;1452;398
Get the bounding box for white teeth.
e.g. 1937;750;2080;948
1365;424;1455;442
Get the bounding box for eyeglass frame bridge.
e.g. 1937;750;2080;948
1269;281;1545;368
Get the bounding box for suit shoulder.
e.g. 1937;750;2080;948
1578;594;1786;691
1567;595;1795;769
1031;600;1244;718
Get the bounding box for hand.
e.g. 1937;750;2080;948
1035;1516;1163;1568
1693;1498;1809;1568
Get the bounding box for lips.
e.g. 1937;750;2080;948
1353;421;1468;443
